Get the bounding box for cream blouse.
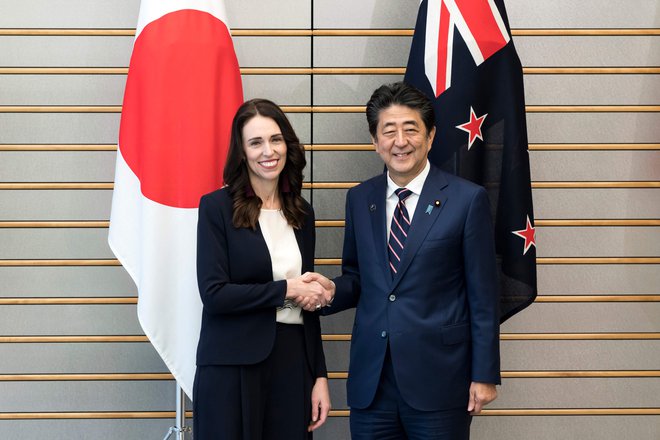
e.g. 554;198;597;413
258;209;304;324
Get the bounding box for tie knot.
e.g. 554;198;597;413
395;187;411;202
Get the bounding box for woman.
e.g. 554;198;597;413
194;99;331;439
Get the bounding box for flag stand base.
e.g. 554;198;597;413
162;426;191;440
162;383;191;440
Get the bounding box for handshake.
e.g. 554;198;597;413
285;272;336;312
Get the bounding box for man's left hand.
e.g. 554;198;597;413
467;382;497;415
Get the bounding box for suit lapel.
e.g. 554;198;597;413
293;226;304;263
367;174;391;285
391;167;449;290
293;215;314;272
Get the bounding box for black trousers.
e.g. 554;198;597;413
194;323;314;440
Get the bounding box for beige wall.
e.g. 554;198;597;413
1;0;659;438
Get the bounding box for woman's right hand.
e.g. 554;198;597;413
308;377;331;432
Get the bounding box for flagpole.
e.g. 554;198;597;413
162;382;191;440
176;383;188;440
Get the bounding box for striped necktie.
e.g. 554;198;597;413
388;187;412;276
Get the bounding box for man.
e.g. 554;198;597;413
320;82;500;439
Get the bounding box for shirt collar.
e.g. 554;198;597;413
386;160;431;198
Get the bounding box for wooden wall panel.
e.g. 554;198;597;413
1;0;658;438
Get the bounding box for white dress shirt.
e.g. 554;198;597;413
385;160;431;238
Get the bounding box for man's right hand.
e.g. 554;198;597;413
286;272;335;311
285;273;334;311
302;272;335;311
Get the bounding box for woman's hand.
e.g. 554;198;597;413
301;272;335;311
285;273;334;311
308;377;331;432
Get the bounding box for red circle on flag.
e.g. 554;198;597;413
119;10;243;208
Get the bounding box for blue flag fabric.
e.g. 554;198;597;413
404;0;536;322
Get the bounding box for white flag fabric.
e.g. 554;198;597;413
108;0;243;398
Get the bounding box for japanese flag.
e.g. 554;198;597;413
108;0;243;398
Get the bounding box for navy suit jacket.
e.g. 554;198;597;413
328;165;500;411
195;188;326;379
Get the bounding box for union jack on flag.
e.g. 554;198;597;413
424;0;510;97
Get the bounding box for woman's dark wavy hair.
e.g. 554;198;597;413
223;98;307;230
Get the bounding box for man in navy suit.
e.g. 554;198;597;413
321;82;500;439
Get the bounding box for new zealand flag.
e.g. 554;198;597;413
404;0;536;322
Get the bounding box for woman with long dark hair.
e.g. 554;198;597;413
193;99;333;439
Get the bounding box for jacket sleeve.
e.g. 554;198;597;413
325;188;362;315
196;193;287;315
311;311;328;378
305;207;328;378
463;187;501;385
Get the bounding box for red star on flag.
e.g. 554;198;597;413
456;106;487;149
512;215;536;255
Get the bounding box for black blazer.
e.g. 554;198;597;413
195;187;326;378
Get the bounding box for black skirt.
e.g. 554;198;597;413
194;323;314;440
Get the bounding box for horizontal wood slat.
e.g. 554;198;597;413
481;409;660;416
535;220;660;227
529;143;660;151
328;371;660;379
318;257;660;265
1;370;658;381
1;258;659;267
0;183;114;189
535;258;660;264
533;295;660;302
1;334;659;343
0;373;171;381
306;182;660;190
1;182;658;190
322;333;660;342
0;259;122;267
0;144;118;151
2;143;659;152
0;29;136;36
1;67;659;75
532;181;660;189
309;143;660;151
500;370;660;378
1;105;658;113
0;296;657;305
0;409;658;420
501;333;660;340
1;219;658;228
0;411;191;420
303;182;660;190
1;28;659;37
525;67;660;74
0;221;111;228
315;220;660;227
0;298;136;305
0;336;148;343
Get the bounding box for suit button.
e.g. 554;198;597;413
389;294;396;302
381;331;387;338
